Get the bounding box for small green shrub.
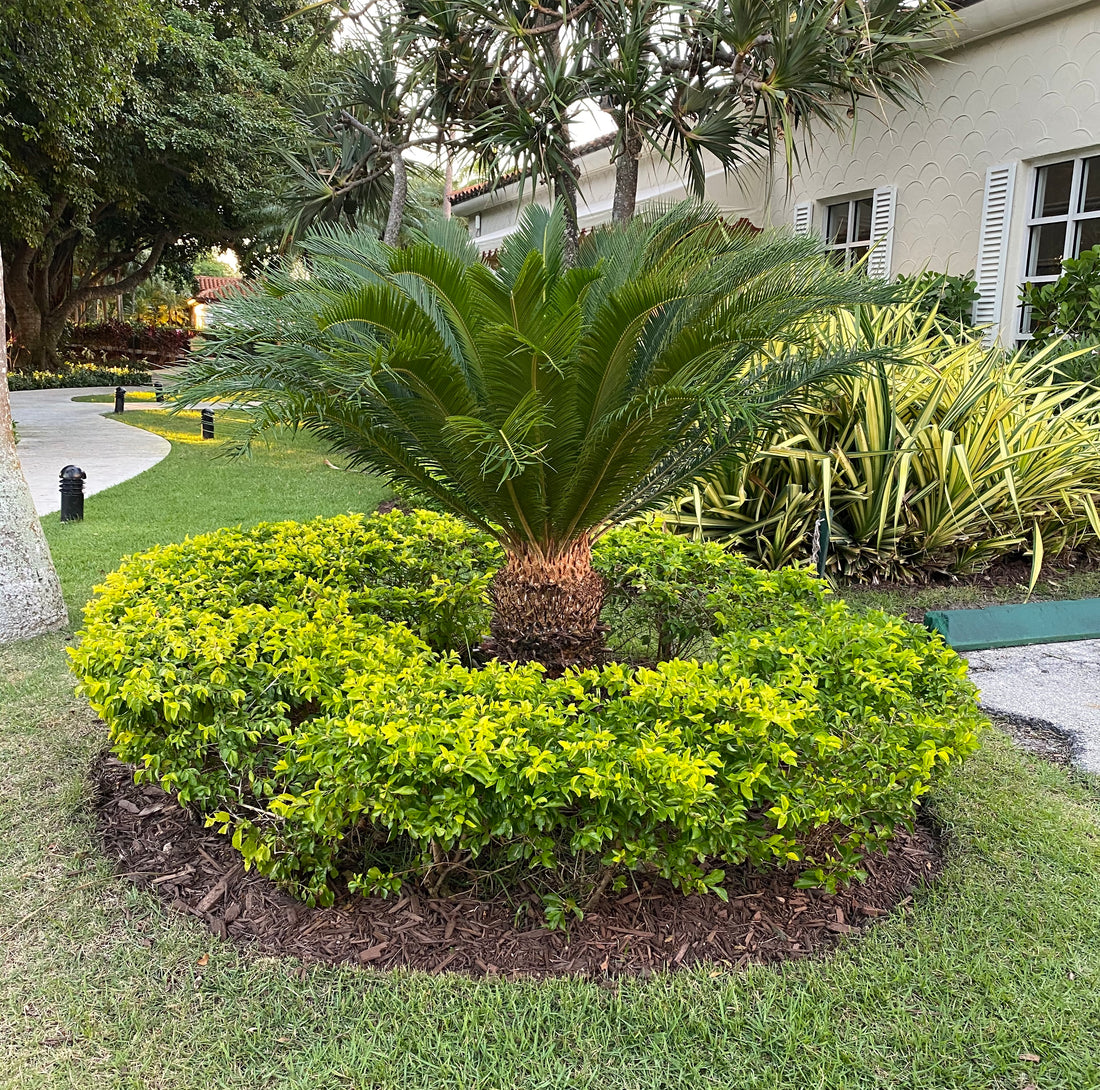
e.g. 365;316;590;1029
1020;245;1100;383
8;362;152;391
596;520;828;660
70;512;983;917
894;269;979;328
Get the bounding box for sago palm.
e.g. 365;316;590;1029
177;203;889;669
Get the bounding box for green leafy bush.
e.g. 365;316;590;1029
70;512;982;916
8;361;152;391
596;520;828;661
894;269;979;328
1020;245;1100;383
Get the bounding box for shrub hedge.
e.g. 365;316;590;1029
70;512;983;914
8;362;152;391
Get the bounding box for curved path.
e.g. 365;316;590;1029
9;387;171;516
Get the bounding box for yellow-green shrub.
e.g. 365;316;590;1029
70;512;983;914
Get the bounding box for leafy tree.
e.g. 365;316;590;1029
128;275;192;326
586;0;954;223
392;0;954;233
177;203;890;669
0;2;321;368
193;250;237;278
281;29;443;245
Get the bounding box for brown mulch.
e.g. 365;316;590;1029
92;752;940;980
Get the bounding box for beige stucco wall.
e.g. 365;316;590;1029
756;0;1100;339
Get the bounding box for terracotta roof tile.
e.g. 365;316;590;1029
194;276;246;304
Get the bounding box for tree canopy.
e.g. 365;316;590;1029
0;0;328;366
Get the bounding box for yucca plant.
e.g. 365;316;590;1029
177;202;888;669
669;304;1100;584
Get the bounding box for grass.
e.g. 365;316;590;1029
44;410;387;612
844;569;1100;620
2;407;1100;1088
70;391;161;404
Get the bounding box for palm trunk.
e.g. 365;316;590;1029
383;150;408;247
483;535;607;674
0;240;68;644
612;128;643;225
555;169;581;268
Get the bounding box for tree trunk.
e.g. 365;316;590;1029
0;241;68;644
4;234;168;370
555;168;581;267
482;535;607;675
612;129;643;225
443;147;453;220
383;150;408;247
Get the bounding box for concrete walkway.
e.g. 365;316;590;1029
9;387;170;515
966;640;1100;774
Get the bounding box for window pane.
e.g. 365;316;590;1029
849;245;870;267
827;202;850;245
827;248;847;270
1081;157;1100;214
853;199;873;242
1027;222;1069;277
1034;160;1074;218
1075;217;1100;256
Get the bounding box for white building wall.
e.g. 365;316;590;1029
462;147;767;250
756;0;1100;340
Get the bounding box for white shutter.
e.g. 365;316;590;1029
867;186;897;280
973;164;1017;336
793;203;813;235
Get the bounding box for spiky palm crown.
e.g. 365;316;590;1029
177;202;892;558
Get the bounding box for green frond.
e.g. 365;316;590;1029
177;201;884;555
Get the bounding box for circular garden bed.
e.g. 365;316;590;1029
73;511;983;976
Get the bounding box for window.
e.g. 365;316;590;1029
824;196;874;268
1020;154;1100;333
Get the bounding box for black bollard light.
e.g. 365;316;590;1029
114;386;126;413
154;381;164;403
59;465;86;522
811;508;832;579
200;407;215;439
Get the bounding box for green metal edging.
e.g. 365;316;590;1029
924;597;1100;652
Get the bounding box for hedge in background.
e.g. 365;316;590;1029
70;513;983;918
8;362;152;391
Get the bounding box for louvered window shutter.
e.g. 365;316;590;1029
793;203;812;235
867;187;897;280
973;164;1017;335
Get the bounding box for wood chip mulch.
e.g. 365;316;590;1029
92;752;941;979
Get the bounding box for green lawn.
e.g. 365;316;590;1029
70;391;162;404
46;410;387;612
2;409;1099;1089
845;569;1100;621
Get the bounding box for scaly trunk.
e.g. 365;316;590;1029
0;240;68;644
483;536;607;674
383;150;408;247
612;128;643;225
555;168;580;267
